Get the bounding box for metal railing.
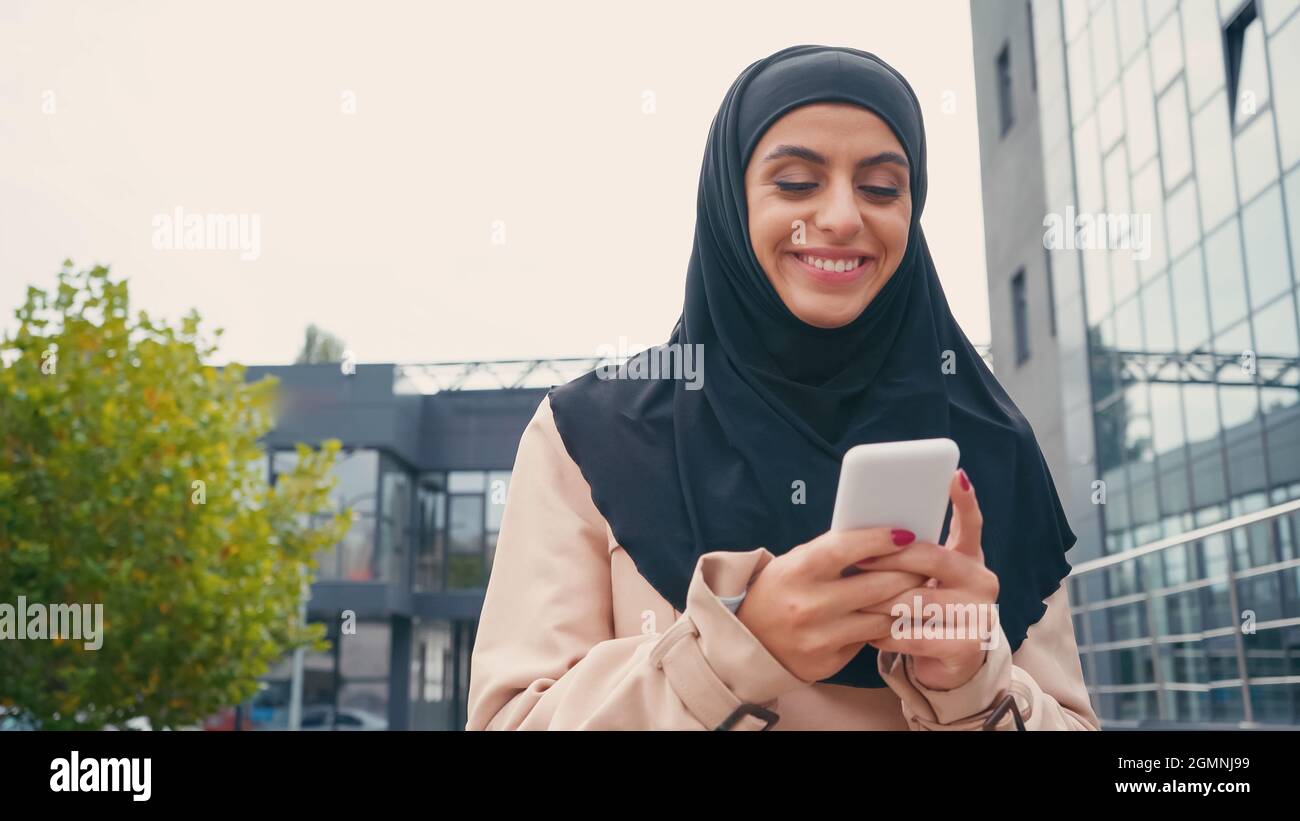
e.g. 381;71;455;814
1068;496;1300;727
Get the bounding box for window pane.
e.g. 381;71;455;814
1115;294;1143;350
1098;84;1124;150
1116;0;1147;60
1242;184;1292;309
1150;382;1186;454
340;621;391;678
337;450;378;500
1289;166;1300;276
448;496;484;554
1104;143;1131;215
1075;115;1104;214
1150;11;1184;89
1213;318;1254;363
1111;245;1139;304
410;620;454;729
1254;294;1300;360
1184;382;1222;445
1091;2;1120;90
1148;0;1178;29
1142;272;1175;351
379;467;410;582
415;479;445;592
1157;79;1193;189
1192;92;1237;231
1204;218;1249;332
1171;247;1211;351
340;513;378;581
1184;0;1227;108
1272;13;1300;168
447;471;486;492
1123;55;1157;166
1263;0;1300;33
1064;0;1089;42
1068;29;1095;123
1084;252;1113;322
448;496;487;590
1165;180;1200;260
1234;110;1280;203
486;470;511;532
1132;162;1168;277
997;44;1015;135
1219;381;1261;429
1126;384;1155;466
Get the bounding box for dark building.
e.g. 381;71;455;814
223;360;603;731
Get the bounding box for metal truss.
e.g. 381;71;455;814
1105;349;1300;388
394;344;995;393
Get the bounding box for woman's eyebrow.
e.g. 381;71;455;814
763;144;909;171
857;151;909;171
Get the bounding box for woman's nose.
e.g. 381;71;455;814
813;180;865;239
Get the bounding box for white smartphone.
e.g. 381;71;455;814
831;438;961;548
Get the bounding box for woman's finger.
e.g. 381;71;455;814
806;526;915;578
822;610;897;650
858;542;997;596
829;568;926;612
856;585;998;621
947;467;983;561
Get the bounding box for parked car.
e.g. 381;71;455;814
299;705;387;730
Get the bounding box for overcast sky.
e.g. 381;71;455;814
0;0;989;366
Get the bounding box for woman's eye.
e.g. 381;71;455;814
860;185;901;199
774;180;817;193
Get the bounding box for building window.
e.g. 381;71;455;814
413;469;513;592
415;474;446;592
1044;250;1057;338
273;447;380;582
1224;0;1270;130
1026;1;1037;94
1012;268;1030;364
997;43;1015;136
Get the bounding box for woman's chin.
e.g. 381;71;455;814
788;298;867;329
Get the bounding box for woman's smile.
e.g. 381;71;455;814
785;247;879;287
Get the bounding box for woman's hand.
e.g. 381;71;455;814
856;468;1000;691
735;526;926;683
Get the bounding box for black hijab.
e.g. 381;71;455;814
548;44;1076;688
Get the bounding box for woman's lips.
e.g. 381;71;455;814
786;251;876;285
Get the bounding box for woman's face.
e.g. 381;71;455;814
744;103;912;329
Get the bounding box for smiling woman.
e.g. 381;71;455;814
466;44;1098;731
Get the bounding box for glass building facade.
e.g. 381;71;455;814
979;0;1300;726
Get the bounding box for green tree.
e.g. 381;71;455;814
0;262;349;729
294;323;346;364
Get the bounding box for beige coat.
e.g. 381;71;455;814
466;395;1100;730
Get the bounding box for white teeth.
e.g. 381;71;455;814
797;254;862;272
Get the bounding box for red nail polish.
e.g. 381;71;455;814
958;468;970;491
891;528;915;546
